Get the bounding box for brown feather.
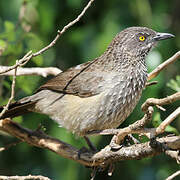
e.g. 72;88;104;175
0;101;36;119
38;58;106;98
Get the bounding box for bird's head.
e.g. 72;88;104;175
112;27;174;58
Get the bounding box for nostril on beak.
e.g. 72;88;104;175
153;32;175;41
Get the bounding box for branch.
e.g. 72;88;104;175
0;0;95;120
0;140;21;152
166;170;180;180
0;51;32;75
0;2;179;176
141;92;180;112
114;106;154;144
0;175;51;180
89;93;180;145
32;0;95;57
114;100;180;144
0;118;92;167
0;119;179;168
0;0;95;75
0;66;62;77
156;107;180;134
87;106;154;144
0;66;17;118
148;51;180;81
165;149;180;164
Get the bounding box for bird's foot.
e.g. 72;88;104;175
109;134;124;150
149;136;165;151
110;134;140;150
109;141;123;150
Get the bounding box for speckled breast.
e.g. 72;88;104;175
96;69;148;130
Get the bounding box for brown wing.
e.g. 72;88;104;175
38;59;106;98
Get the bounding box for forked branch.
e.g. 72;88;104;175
0;118;179;168
0;0;95;75
0;66;62;77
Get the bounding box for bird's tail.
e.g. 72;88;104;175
0;97;37;119
0;90;53;119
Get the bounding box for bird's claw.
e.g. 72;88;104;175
109;141;123;150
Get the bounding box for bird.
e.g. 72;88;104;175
0;27;174;148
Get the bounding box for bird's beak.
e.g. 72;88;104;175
153;32;175;41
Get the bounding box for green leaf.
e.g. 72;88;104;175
4;21;15;32
152;112;162;127
0;40;7;48
2;80;11;90
165;125;179;135
13;116;23;123
0;40;7;55
4;21;15;41
67;0;82;8
25;32;44;51
32;55;43;66
167;75;180;92
3;42;23;56
16;76;40;94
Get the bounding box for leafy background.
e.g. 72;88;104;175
0;0;179;179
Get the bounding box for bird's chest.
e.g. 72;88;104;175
98;70;147;128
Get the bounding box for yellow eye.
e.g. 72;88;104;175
139;35;146;41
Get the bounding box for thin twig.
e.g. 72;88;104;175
0;66;17;118
0;141;21;152
115;106;180;143
0;2;178;175
0;0;95;119
0;118;179;167
114;106;154;144
33;0;95;57
166;170;180;180
156;104;166;111
0;175;51;180
87;106;154;140
148;51;180;81
165;150;180;164
145;81;158;87
142;92;180;112
108;163;115;176
0;0;95;75
88;101;179;144
0;66;62;77
0;51;32;75
156;107;180;134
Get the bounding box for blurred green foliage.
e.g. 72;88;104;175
167;75;180;92
153;112;179;135
0;0;179;180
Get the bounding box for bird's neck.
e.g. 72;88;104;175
97;47;148;76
